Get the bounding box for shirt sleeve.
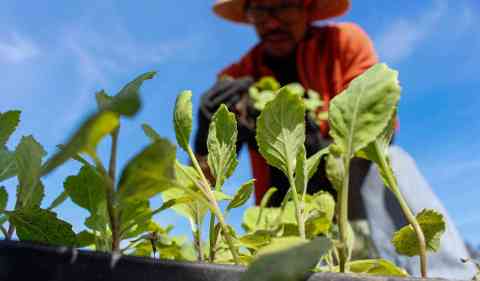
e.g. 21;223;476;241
336;23;379;90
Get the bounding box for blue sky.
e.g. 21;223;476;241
1;1;479;247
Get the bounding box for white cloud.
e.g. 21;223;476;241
53;22;203;133
0;32;40;64
375;0;447;63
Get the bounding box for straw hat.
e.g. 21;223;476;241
213;0;350;24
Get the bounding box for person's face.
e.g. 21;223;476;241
245;0;309;58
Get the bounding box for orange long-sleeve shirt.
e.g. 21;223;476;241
219;22;379;203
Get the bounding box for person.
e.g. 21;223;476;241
194;0;476;278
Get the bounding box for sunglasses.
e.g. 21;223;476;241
245;3;304;24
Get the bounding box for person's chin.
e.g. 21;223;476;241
264;41;295;58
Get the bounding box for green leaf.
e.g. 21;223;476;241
118;139;176;202
84;201;108;232
76;230;96;248
257;236;306;256
348;259;408;277
260;187;278;208
242;207;278;233
305;214;331;239
27;181;45;208
241;237;332;281
162;164;209;231
47;190;69;211
239;230;272;250
15;136;46;207
328;63;400;159
173;91;193;152
283;83;305;97
213;190;232;201
95;90;113;111
294;145;307;194
392;209;446;256
256;88;305;177
0;110;21;147
0;186;7;211
142;123;162;142
108;71;156;116
312;191;335;222
0;148;17;182
9;207;76;246
227;179;255;211
325;153;344;191
64;165;106;215
255;76;281;91
207;104;238;187
41;111;120;176
119;200;151;239
356;116;396;189
162;187;208;230
306;147;329;179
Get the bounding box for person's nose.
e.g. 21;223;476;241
263;15;282;31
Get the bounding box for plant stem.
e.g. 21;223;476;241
192;203;204;261
338;157;351;273
288;176;305;239
108;128;119;185
214;207;240;264
374;142;427;277
193;224;203;261
108;128;120;252
186;147;240;265
208;213;216;262
93;154;119;252
6;200;20;240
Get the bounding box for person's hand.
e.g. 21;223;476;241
200;76;254;121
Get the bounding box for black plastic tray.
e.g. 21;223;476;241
0;240;447;281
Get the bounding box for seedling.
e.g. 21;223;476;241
0;64;449;280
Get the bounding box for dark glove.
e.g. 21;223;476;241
200;76;254;121
305;114;331;156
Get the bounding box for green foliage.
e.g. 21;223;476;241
15;136;46;207
76;230;96;248
64;165;107;234
174;91;193;152
0;67;448;279
207;105;238;188
294;145;308;194
248;77;325;123
328;63;400;159
117;139;176;202
0;110;21;147
392;209;446;256
0;148;17;182
106;71;156;116
240;237;332;281
41;112;119;175
142;123;162;141
42;71;155;176
0;186;7;211
9;207;76;246
348;259;408;277
256;88;305;177
227;179;255;211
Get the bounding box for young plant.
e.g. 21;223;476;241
161;90;255;264
0;110;76;246
255;87;328;239
40;71;185;253
326;63;446;277
249;76;327;124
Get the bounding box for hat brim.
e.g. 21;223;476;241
213;0;350;24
